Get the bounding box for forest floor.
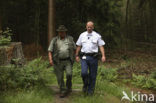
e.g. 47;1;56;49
2;48;155;103
42;49;156;103
49;84;121;103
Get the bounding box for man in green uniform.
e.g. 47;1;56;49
48;25;76;98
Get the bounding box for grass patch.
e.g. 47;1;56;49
72;63;83;85
70;79;129;103
70;64;131;103
70;94;120;103
0;87;54;103
132;73;156;89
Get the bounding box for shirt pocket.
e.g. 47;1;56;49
62;42;69;49
81;38;87;44
91;38;98;44
67;42;74;48
91;38;98;49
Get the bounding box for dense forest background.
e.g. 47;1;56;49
1;1;156;102
0;0;156;53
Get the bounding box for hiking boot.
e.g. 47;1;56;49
59;90;66;98
82;87;87;93
87;91;94;96
66;89;72;94
59;93;66;98
87;92;93;96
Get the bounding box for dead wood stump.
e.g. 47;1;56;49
0;42;25;66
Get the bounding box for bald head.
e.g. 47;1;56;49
86;21;94;33
87;21;94;26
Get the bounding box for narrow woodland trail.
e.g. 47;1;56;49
50;84;121;103
50;84;156;103
50;84;82;103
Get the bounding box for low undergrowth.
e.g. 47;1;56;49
0;87;54;103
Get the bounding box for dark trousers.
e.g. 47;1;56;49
80;56;98;94
54;60;72;93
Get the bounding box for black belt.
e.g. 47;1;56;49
59;57;70;61
80;52;98;57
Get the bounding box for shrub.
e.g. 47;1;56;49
0;27;13;45
132;74;156;89
98;66;118;82
0;57;52;91
0;87;54;103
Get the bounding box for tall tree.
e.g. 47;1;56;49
48;0;55;44
0;1;3;31
0;16;1;31
125;0;130;24
34;1;41;45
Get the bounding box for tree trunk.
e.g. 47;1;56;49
0;42;25;66
150;0;156;42
35;5;40;45
48;0;55;45
125;0;130;24
0;15;2;31
123;0;130;54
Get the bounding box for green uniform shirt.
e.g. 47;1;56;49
48;35;76;60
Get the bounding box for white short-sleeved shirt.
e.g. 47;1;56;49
76;31;105;53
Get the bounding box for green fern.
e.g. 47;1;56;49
99;67;118;82
132;73;156;89
0;27;13;45
0;57;52;91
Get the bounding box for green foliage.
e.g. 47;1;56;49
71;73;130;103
0;57;52;91
0;0;48;48
0;87;54;103
96;80;129;99
71;94;119;103
72;63;82;84
1;0;156;49
150;69;156;79
0;27;13;45
98;66;118;82
56;0;122;48
132;74;156;89
73;63;81;77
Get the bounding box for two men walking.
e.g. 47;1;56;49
48;21;106;98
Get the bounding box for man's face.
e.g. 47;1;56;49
86;23;94;33
58;31;66;38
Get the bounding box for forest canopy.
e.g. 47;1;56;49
0;0;156;50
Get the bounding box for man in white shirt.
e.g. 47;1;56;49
75;21;106;95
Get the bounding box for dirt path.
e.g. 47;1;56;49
50;84;122;103
50;84;82;103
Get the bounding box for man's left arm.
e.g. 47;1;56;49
99;46;106;62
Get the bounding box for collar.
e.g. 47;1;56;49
86;31;94;36
58;35;68;40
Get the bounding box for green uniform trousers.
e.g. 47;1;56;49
54;60;72;93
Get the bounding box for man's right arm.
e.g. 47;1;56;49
75;46;81;62
48;38;55;66
75;33;83;62
48;52;53;66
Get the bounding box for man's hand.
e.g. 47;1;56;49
48;52;53;66
101;56;106;63
49;60;53;66
75;56;80;62
75;46;81;62
99;46;106;63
